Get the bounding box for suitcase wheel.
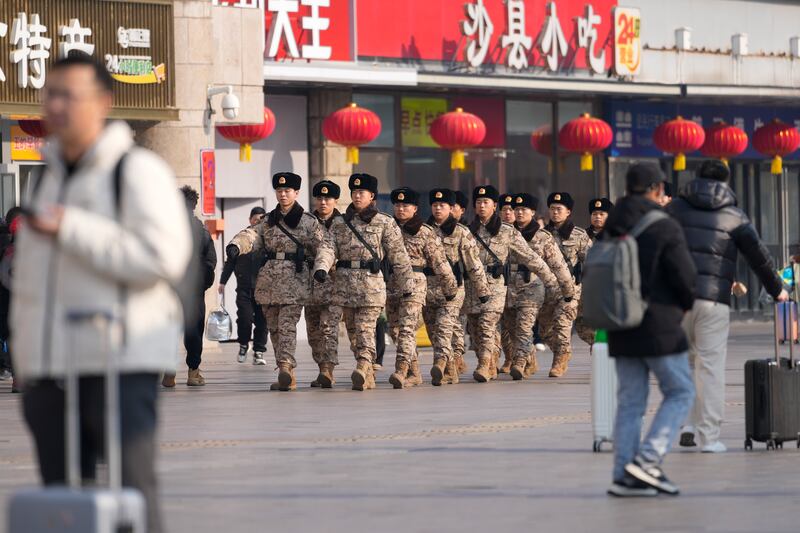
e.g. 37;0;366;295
767;439;776;450
744;438;753;451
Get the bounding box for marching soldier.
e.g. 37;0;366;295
539;192;593;377
424;188;490;385
466;185;558;382
313;173;413;391
499;193;516;224
451;189;470;373
453;190;469;225
307;180;342;388
386;187;457;388
497;193;518;373
586;197;613;241
228;172;323;391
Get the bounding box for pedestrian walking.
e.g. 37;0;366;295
668;160;788;452
0;209;23;392
605;163;697;497
219;206;268;365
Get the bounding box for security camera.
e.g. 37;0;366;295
221;92;240;120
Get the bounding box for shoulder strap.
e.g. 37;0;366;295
629;210;668;238
472;228;503;267
112;154;128;212
273;219;303;250
343;216;380;263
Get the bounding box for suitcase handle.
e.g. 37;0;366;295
773;302;795;368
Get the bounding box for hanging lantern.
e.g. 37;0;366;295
530;124;553;156
558;113;613;171
18;119;48;138
700;121;748;165
217;107;276;162
430;107;486;170
322;103;381;164
753;119;800;175
653;116;705;171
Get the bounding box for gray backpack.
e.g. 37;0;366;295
581;210;668;331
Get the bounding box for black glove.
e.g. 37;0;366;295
225;244;240;259
314;270;327;283
479;295;490;304
445;293;456;302
563;296;573;303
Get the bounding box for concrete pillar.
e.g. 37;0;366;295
308;89;353;211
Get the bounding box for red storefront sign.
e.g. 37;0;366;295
201;150;216;217
264;0;351;61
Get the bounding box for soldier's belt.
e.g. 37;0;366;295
389;265;425;274
509;264;530;273
336;259;378;270
265;251;302;261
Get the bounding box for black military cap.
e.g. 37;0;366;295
454;190;469;209
348;173;378;194
429;188;456;206
313;180;341;199
249;206;267;218
588;197;613;214
625;163;665;194
514;193;539;211
547;192;574;210
272;172;302;190
391;187;419;205
499;193;515;208
473;184;499;204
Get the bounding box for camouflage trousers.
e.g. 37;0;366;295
328;306;383;364
304;304;340;366
422;296;464;363
264;304;303;368
574;299;595;346
538;296;579;357
452;313;467;360
501;304;543;363
466;311;503;361
386;299;422;363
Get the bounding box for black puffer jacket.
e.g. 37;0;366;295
668;178;783;306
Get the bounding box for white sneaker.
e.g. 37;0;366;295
701;441;727;453
0;369;12;381
535;343;546;352
252;352;267;366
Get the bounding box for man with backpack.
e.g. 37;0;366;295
597;163;697;497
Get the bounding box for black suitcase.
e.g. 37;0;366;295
744;303;800;450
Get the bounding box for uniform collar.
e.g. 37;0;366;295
470;213;502;237
267;202;304;229
545;219;574;241
314;208;340;229
428;215;458;236
398;214;423;236
515;220;539;242
344;202;378;223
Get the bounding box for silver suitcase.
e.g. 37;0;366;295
8;310;147;533
591;330;617;452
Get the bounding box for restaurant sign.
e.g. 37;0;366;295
0;0;175;120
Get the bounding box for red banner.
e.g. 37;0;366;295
264;0;351;61
201;150;216;217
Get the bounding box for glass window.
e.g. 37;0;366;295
505;100;552;206
400;147;451;219
353;93;395;148
353;150;396;213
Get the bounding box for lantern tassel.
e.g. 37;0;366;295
346;146;359;165
580;152;593;171
239;143;252;162
720;157;729;167
674;153;686;171
451;150;466;170
771;155;783;174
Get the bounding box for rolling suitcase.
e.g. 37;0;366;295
776;301;798;344
591;329;617;452
744;303;800;450
8;310;146;533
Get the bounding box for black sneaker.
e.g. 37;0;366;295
607;472;658;497
625;456;680;495
237;345;248;364
679;427;697;447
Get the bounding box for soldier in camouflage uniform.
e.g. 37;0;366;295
313;173;414;391
496;193;517;373
386;188;457;388
503;193;576;380
425;188;490;385
306;180;342;388
228;172;324;391
466;185;559;383
451;190;470;374
540;192;593;377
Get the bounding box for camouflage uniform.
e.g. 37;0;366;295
423;215;489;383
231;203;323;374
539;220;592;376
313;203;413;389
306;209;341;368
465;215;558;382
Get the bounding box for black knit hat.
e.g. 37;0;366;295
313;180;340;199
513;193;539;211
272;172;301;190
626;163;665;193
429;188;456;206
473;184;499;204
391;187;419;205
348;173;378;194
547;192;574;210
588;197;613;214
499;193;515;208
454;190;469;209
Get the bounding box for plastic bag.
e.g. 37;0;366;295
206;303;232;341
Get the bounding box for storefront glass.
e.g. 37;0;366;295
506;100;552;205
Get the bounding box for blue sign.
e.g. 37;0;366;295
605;100;800;160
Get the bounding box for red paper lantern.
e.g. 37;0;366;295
653;116;705;171
530;124;553;156
753;119;800;174
322;103;381;164
18;119;48;138
558;113;613;171
217;107;276;162
430;107;486;170
700;122;748;164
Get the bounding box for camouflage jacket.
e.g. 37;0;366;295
231;202;323;306
310;209;340;306
313;203;413;308
464;215;557;314
426;215;490;308
544;220;593;286
387;215;457;306
510;222;575;306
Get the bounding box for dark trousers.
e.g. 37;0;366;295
235;287;268;352
375;316;387;366
183;299;206;370
23;373;162;533
533;321;542;345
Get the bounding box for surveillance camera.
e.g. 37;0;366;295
221;93;240;120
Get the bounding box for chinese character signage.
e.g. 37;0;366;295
201;150;217;217
10;125;44;161
613;6;641;76
401;97;447;148
0;1;175;119
264;0;351;61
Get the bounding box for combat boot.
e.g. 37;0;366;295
352;360;373;391
473;357;492;383
406;359;423;387
389;361;410;389
317;363;335;389
430;358;447;386
271;362;296;391
549;352;571;378
455;355;468;375
510;357;528;381
499;357;512;374
489;353;499;380
442;360;459;385
525;355;539;377
187;369;205;386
